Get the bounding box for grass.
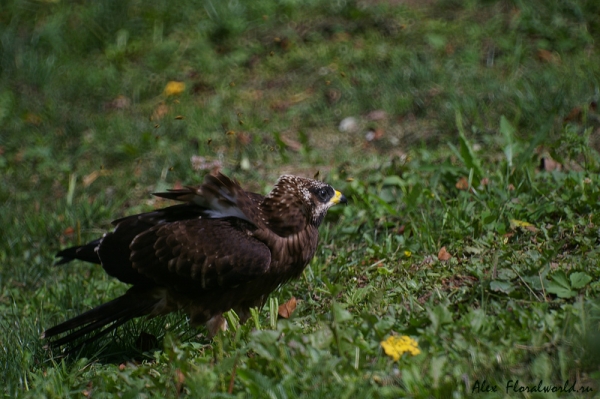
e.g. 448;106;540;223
1;0;600;397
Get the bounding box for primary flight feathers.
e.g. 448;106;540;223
44;173;346;349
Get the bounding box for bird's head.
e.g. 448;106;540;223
260;175;347;235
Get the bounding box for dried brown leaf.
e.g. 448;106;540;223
366;110;387;121
175;369;185;394
278;297;297;319
438;246;452;261
280;135;302;152
455;176;469;190
564;107;583;122
536;49;558;63
151;104;169;121
83;171;100;187
540;157;562;172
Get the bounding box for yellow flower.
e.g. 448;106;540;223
381;335;421;360
404;250;412;258
164;81;185;97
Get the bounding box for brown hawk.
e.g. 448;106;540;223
43;173;347;348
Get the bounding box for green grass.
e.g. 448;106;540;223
2;0;600;397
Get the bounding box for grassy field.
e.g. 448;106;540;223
2;0;600;397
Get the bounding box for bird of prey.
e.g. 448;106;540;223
43;173;347;349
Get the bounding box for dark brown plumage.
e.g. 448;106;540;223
44;173;346;349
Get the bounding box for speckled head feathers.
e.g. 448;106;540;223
260;175;345;236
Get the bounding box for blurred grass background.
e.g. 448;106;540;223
2;0;600;397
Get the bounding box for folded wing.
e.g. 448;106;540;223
128;218;272;292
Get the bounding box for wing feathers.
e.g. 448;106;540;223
130;218;271;292
55;239;102;265
153;173;264;227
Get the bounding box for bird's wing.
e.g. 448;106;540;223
126;218;272;292
94;204;205;285
153;173;265;227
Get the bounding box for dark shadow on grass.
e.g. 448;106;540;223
43;313;210;364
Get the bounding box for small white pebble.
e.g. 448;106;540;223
339;117;358;133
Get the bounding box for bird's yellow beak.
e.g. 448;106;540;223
330;190;348;205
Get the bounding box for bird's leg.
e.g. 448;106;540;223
206;314;228;338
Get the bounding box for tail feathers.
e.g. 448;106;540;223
153;187;203;204
55;239;103;265
43;293;159;350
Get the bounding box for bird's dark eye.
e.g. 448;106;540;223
318;188;328;200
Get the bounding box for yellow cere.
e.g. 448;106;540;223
331;190;343;204
381;335;421;360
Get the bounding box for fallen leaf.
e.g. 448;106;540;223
539;157;562;172
164;81;185;97
536;49;558;63
175;369;185;394
366;110;387;121
510;219;539;232
455;176;469;190
278;297;297;319
25;113;42;125
280;135;302;152
325;89;341;104
564;107;583;122
63;226;74;236
438;246;451;261
332;32;351;42
237;132;251;146
105;95;131;110
151;103;169;121
172;181;183;190
270;100;290;112
191;81;214;95
365;128;384;142
281;37;293;50
83;171;100;187
510;219;533;228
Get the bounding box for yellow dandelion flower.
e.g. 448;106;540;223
381;335;421;360
164;81;185;97
404;250;412;258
